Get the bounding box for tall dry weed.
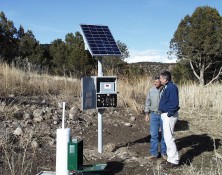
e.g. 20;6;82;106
0;132;37;175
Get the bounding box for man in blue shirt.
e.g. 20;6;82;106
158;71;180;169
144;76;167;160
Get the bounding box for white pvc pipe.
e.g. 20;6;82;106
62;102;65;129
98;58;103;153
56;128;70;175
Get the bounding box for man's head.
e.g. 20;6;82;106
154;76;162;88
160;71;171;86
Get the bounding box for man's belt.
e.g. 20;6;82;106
151;111;162;114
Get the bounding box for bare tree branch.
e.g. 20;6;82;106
205;66;222;86
204;61;212;71
189;60;200;80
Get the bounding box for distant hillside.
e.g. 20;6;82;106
128;62;176;77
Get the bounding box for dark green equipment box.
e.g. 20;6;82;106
67;140;83;171
67;139;107;172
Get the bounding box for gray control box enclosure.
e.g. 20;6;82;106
81;76;117;110
96;77;117;93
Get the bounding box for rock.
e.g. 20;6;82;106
115;147;129;159
58;102;63;109
104;143;116;152
130;116;136;121
86;121;92;127
86;109;97;117
12;121;19;126
25;119;33;125
125;123;132;127
13;126;23;136
33;109;43;117
69;106;78;115
68;113;75;120
69;106;79;121
40;123;51;133
52;115;59;121
49;139;56;146
20;120;27;128
31;140;39;149
114;110;118;114
45;107;52;114
24;113;32;120
33;115;43;122
0;106;5;112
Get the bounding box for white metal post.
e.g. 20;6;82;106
98;57;103;153
62;102;65;129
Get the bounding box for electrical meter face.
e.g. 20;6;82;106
96;77;117;108
100;82;115;93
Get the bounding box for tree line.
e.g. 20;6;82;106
0;11;129;77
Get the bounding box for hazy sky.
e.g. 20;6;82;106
1;0;222;63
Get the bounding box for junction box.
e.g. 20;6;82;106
96;76;117;108
81;76;117;110
67;139;83;171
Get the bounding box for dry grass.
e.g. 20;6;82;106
0;63;80;97
179;82;222;116
117;76;153;113
0;131;36;175
2;63;221;117
0;63;222;175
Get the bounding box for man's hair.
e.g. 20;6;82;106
154;75;160;80
160;71;171;81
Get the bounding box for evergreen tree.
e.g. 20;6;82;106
49;39;67;75
0;12;18;63
65;32;95;76
169;6;222;85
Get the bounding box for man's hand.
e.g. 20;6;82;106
145;114;149;122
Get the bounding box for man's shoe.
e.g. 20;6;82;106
148;155;158;160
161;154;167;160
162;161;178;169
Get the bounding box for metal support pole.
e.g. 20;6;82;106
98;58;103;153
98;57;103;77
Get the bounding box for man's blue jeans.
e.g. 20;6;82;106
150;112;166;157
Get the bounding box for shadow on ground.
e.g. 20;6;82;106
78;160;125;175
112;135;151;152
177;134;221;165
112;119;189;151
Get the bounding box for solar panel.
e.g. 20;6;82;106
80;24;121;56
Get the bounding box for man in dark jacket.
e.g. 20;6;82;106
158;71;180;169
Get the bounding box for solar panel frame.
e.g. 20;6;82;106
80;24;122;56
